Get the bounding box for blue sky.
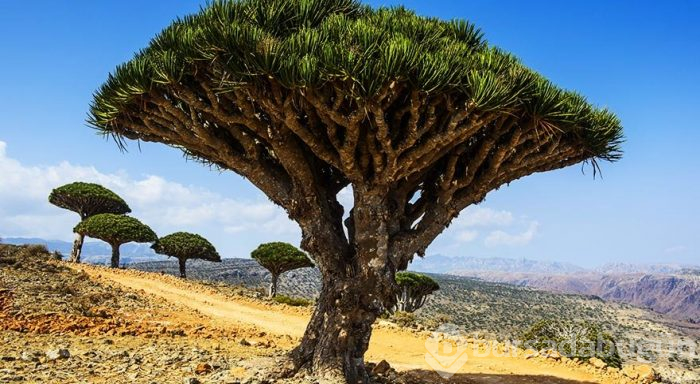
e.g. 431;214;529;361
0;1;698;267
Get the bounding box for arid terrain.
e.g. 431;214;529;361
1;244;698;383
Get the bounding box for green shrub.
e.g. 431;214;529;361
423;313;453;330
272;294;312;307
520;319;622;368
391;311;418;328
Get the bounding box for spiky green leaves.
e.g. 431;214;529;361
90;0;622;162
251;242;314;275
152;232;221;262
49;182;131;219
395;271;439;295
74;214;157;246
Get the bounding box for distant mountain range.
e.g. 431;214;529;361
2;237;167;265
408;254;699;276
409;255;700;323
408;254;586;274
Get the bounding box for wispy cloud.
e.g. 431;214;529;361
453;206;514;227
0;141;299;257
484;221;539;247
455;230;479;243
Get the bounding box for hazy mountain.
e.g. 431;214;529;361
2;237;167;265
408;255;700;323
409;254;586;274
595;262;700;275
444;270;700;323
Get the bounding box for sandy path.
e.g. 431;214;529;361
76;265;604;384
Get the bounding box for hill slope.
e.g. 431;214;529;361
3;243;660;384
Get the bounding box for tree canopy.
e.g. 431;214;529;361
152;232;221;262
89;0;622;264
252;242;314;297
74;214;157;246
152;232;221;278
393;271;439;313
251;242;314;274
49;182;132;263
395;271;439;293
49;182;131;219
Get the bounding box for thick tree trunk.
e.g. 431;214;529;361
287;189;400;383
70;232;84;263
178;258;187;278
110;245;120;268
269;273;279;297
289;275;389;383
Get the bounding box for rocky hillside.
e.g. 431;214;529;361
132;258;321;298
452;271;700;323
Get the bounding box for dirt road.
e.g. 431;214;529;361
76;265;607;384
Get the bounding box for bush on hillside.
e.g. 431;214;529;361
520;319;622;368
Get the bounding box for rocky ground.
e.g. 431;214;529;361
0;244;692;383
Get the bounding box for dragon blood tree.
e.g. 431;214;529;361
88;1;623;381
251;242;314;297
49;182;131;263
151;232;221;278
392;272;439;313
74;214;157;268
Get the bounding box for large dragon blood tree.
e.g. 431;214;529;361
89;1;623;382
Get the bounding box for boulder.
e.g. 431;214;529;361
194;363;212;375
621;365;656;383
541;349;562;360
588;357;607;369
45;349;70;361
523;349;539;359
372;360;392;375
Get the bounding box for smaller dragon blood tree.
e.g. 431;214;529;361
74;213;157;268
49;182;131;263
251;242;314;297
152;232;221;278
392;272;439;313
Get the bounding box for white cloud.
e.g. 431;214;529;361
453;206;514;227
455;230;479;243
484;221;539;247
0;141;299;256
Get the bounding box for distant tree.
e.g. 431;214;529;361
74;214;157;268
521;319;622;368
251;242;314;297
392;272;439;313
151;232;221;278
49;182;131;263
